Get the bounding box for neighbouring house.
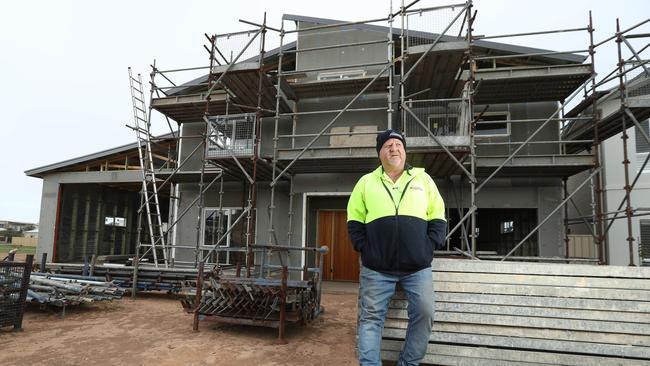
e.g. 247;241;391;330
0;221;37;244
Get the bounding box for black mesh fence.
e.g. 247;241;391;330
0;255;33;330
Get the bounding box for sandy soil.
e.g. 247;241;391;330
0;286;360;366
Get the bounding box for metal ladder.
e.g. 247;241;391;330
128;67;168;269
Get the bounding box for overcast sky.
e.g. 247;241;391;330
0;0;646;223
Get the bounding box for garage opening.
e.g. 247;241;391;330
54;184;169;262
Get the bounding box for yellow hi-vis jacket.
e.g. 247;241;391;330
347;166;446;273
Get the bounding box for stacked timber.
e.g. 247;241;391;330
382;258;650;365
27;273;124;307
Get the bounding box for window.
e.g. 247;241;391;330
104;217;126;227
475;111;510;137
636;120;650;174
318;69;366;81
640;220;650;264
500;220;514;234
202;208;246;265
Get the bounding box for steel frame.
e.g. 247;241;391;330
559;16;650;266
131;1;650;306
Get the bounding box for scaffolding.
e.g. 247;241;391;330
126;0;650;340
562;16;650;266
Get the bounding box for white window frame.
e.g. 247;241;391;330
104;216;126;227
318;69;366;81
640;219;650;264
635;120;650;174
201;207;245;265
637;152;650;174
474;111;511;138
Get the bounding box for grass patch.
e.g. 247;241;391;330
0;244;36;256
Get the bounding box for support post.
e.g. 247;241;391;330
40;252;47;273
616;18;637;266
588;11;606;264
277;265;288;344
467;2;477;257
193;261;205;332
563;178;571;259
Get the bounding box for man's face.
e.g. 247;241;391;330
379;138;406;171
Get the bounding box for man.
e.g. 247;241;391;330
347;129;447;366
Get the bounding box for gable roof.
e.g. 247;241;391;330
167;13;587;97
282;13;587;64
25;132;177;178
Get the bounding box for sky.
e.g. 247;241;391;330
0;0;647;223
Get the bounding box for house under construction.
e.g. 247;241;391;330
22;0;650;361
26;0;650;275
25;0;650;341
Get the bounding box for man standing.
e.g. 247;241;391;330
347;129;447;366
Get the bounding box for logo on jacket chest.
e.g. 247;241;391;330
409;185;424;192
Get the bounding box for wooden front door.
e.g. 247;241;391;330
318;210;359;281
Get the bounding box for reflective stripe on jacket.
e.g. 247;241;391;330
347;166;447;273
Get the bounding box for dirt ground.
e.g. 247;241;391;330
0;248;32;262
0;284;360;366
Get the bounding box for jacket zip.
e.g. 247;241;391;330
381;176;413;269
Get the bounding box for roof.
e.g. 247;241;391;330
166;41;297;96
282;14;587;64
25;132;177;178
28;13;589;177
169;12;586;96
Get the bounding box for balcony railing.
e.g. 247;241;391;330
403;98;470;139
206;113;255;158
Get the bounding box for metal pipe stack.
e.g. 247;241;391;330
46;263;200;293
26;273;125;308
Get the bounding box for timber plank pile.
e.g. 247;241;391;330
382;258;650;365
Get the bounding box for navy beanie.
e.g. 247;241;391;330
376;129;406;154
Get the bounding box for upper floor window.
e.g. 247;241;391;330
318;69;366;81
636;119;650;174
475;111;510;137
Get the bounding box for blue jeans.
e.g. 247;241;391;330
357;265;434;366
